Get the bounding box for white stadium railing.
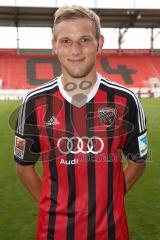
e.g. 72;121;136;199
130;88;160;98
0;90;30;100
0;88;160;100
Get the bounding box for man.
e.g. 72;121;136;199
14;5;147;240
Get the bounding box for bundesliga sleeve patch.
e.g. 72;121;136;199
138;132;148;157
14;136;26;159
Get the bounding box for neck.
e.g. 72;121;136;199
61;72;97;98
61;70;97;89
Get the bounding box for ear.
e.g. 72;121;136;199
52;39;57;54
97;35;104;53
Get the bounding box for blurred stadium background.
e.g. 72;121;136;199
0;0;160;240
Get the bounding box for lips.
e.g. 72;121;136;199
68;58;85;63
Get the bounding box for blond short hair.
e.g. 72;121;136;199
53;5;101;39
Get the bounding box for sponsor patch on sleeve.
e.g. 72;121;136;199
138;132;148;157
14;136;26;159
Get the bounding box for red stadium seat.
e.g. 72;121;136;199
0;49;160;89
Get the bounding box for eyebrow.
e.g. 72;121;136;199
58;34;94;40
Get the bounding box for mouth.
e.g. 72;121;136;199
68;58;85;64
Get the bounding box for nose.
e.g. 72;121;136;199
70;42;82;55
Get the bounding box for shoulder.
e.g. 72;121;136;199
99;76;140;106
99;76;146;132
16;78;59;135
22;78;58;104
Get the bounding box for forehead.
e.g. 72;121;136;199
54;18;96;39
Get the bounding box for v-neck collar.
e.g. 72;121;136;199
57;73;101;108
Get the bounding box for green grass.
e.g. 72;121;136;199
126;98;160;240
0;99;160;240
126;99;160;240
0;101;38;240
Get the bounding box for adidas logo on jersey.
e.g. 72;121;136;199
46;116;60;126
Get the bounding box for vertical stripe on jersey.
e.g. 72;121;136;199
93;89;108;240
73;105;88;240
105;87;116;240
86;99;96;240
52;92;69;240
34;97;51;240
65;101;76;240
112;95;129;240
46;92;59;240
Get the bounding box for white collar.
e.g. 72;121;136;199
57;73;101;108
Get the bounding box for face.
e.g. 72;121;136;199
53;18;104;79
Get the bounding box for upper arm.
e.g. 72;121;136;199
122;93;148;163
14;96;41;166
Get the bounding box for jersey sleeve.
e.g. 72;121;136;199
14;96;41;165
122;93;148;162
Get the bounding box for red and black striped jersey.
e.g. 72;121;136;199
14;73;147;240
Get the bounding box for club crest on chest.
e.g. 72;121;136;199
98;107;116;127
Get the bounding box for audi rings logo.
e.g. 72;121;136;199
57;136;104;154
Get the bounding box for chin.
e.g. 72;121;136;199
63;64;94;79
68;69;92;78
70;73;88;78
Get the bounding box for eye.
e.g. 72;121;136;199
81;37;90;43
61;38;71;44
